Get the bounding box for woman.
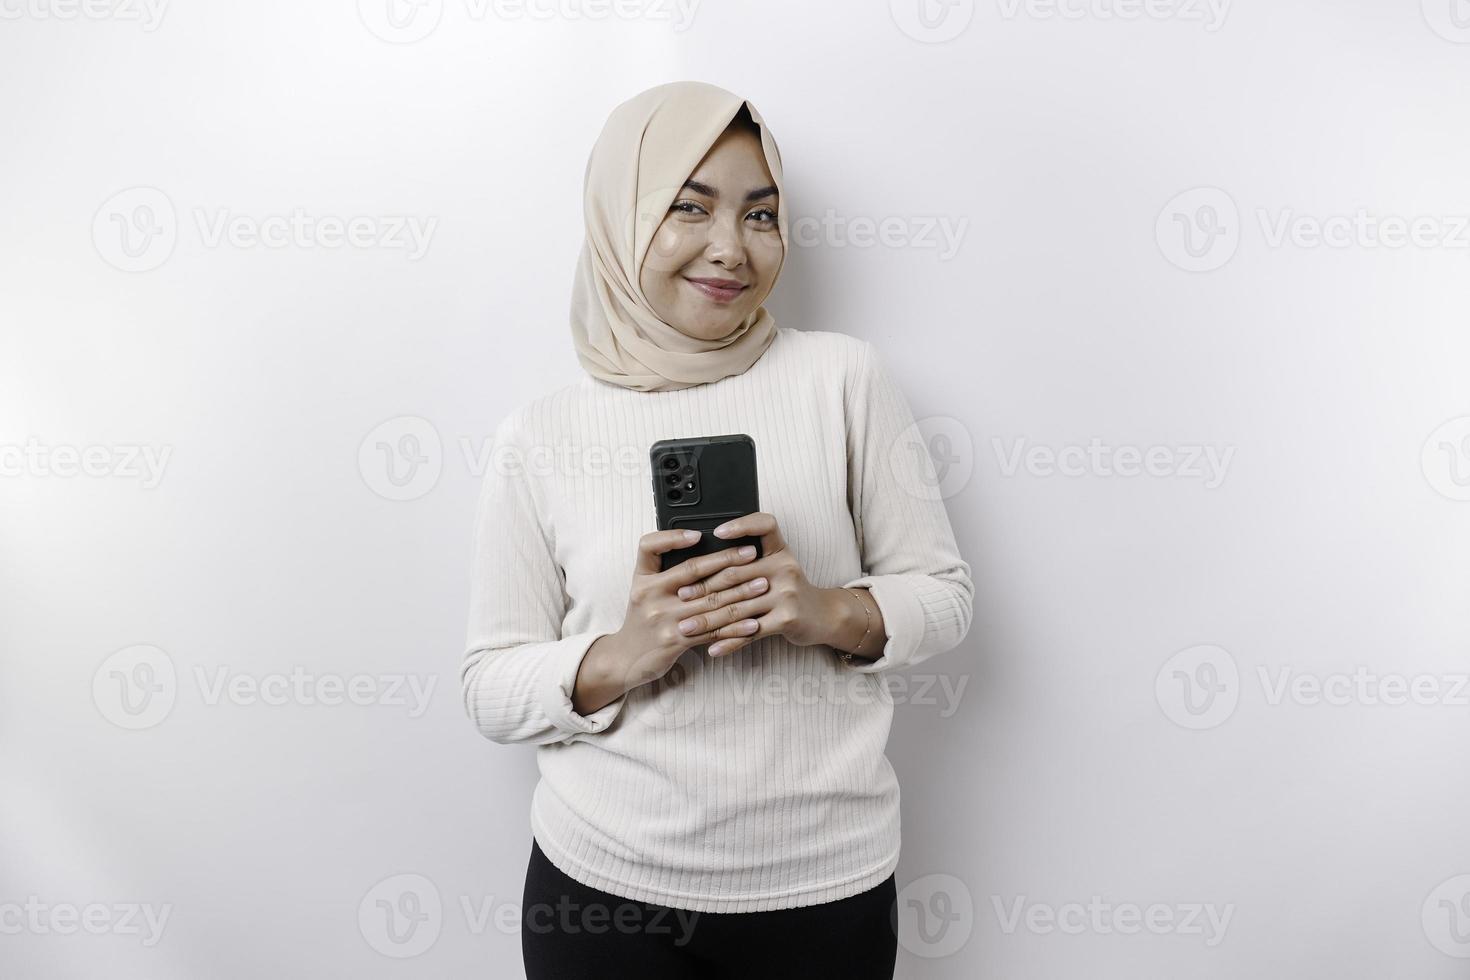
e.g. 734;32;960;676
462;80;974;979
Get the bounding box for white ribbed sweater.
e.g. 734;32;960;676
461;326;973;913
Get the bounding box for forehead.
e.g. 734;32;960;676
686;129;775;188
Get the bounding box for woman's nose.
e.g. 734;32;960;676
703;211;747;267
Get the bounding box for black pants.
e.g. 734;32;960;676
522;838;899;979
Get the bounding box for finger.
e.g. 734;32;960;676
684;575;770;614
635;529;704;576
658;540;760;590
710;511;786;557
708;617;769;657
708;637;752;658
675;591;774;640
673;564;770;602
689;617;762;653
678;556;773;601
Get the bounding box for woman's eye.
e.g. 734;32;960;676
669;202;776;224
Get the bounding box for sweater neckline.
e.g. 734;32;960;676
580;325;790;396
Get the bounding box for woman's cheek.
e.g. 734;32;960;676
645;225;689;274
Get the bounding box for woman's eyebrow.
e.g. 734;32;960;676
681;179;778;203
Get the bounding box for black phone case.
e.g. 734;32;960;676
650;433;763;572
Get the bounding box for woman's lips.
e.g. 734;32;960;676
685;277;748;303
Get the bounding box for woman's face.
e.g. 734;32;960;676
638;125;784;341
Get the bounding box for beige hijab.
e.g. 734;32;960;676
569;81;789;392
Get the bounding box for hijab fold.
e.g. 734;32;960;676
569;81;788;392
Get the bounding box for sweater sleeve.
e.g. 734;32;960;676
461;413;628;745
839;340;975;674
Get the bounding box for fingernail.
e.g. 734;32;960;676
742;620;758;632
677;586;696;600
678;618;699;634
708;644;723;657
713;523;731;537
683;529;701;540
750;577;767;590
738;545;756;558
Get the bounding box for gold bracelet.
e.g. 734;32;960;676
837;587;872;664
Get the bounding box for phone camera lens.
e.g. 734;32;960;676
664;473;680;486
667;489;682;502
662;457;679;470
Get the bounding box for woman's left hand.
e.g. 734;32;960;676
677;512;839;657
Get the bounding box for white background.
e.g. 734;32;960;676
3;0;1470;976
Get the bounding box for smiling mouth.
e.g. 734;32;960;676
684;277;748;303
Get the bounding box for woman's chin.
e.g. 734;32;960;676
673;312;749;341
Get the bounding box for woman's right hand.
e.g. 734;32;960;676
574;530;769;713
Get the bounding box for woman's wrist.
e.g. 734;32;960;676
573;632;636;716
825;587;883;662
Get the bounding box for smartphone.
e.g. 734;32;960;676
650;433;763;572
